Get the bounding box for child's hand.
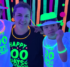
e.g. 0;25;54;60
34;26;42;33
29;25;42;33
55;29;64;42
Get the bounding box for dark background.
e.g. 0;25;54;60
1;0;70;32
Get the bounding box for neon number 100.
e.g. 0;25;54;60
11;49;28;60
45;50;54;60
0;36;7;45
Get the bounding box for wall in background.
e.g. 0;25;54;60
0;0;70;32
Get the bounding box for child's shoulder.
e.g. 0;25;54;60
62;32;70;48
4;19;14;25
43;36;47;41
64;32;70;35
63;32;70;40
43;36;48;44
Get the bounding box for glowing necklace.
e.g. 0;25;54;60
12;25;31;40
43;43;57;49
0;20;5;34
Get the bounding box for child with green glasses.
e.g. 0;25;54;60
37;12;70;67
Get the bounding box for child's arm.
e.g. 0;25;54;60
57;40;67;62
4;19;14;25
56;29;67;62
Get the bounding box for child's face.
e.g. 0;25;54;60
14;7;30;31
43;24;59;39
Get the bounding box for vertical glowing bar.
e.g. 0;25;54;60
5;0;11;21
49;0;53;12
12;7;13;12
54;0;59;17
36;0;41;24
68;28;70;32
23;0;27;3
0;0;2;3
2;0;6;19
11;0;13;2
30;0;32;25
32;0;35;26
43;0;47;13
62;0;69;32
15;0;19;4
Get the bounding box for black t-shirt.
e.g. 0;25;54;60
9;25;44;67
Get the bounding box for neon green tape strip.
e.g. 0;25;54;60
23;0;27;3
5;0;11;21
32;0;35;26
43;0;47;13
54;0;59;17
58;48;67;54
12;7;13;12
68;28;70;32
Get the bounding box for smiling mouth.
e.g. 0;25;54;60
19;23;26;25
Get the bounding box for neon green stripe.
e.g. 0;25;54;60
54;0;59;17
12;7;13;12
5;0;11;21
23;0;27;3
43;0;47;13
32;0;35;26
68;28;70;32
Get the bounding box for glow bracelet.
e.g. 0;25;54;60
58;48;67;54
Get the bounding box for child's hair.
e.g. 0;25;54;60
40;18;61;31
13;1;32;16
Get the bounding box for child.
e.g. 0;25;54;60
0;4;13;67
37;12;70;67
